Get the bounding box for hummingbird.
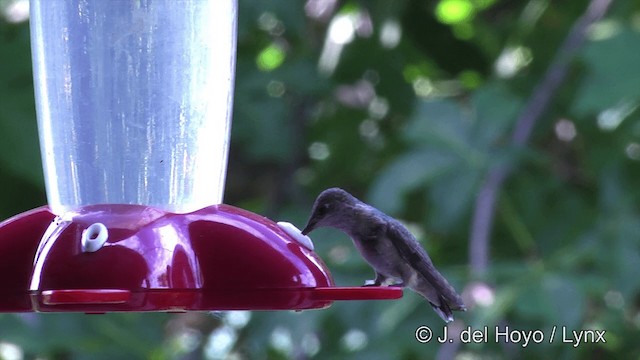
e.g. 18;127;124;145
301;187;466;323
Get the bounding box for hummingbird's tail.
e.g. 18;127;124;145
412;282;466;323
429;295;455;323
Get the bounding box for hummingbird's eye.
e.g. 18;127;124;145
317;203;331;216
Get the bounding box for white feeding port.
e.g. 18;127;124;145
277;222;314;251
81;223;109;253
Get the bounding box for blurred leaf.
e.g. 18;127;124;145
427;165;480;229
573;28;640;116
369;149;458;214
542;274;585;329
403;100;470;150
0;313;169;359
0;23;43;189
470;82;522;149
372;82;520;229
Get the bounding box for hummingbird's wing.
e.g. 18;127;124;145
385;220;466;312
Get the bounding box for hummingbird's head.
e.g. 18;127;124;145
301;187;357;235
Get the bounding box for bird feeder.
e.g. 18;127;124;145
0;0;401;312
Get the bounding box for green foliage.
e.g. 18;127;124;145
573;28;640;115
370;83;522;230
1;0;640;359
0;19;45;218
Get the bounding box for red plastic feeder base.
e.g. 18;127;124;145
0;204;402;312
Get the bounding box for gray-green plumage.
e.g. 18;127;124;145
302;188;466;323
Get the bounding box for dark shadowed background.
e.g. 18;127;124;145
1;0;639;358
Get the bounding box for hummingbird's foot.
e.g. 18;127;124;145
363;273;389;286
363;279;379;287
389;282;405;287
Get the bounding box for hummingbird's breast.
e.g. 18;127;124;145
351;233;413;281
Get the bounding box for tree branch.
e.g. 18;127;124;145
469;0;614;275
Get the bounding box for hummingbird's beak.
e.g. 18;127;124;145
301;218;317;235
